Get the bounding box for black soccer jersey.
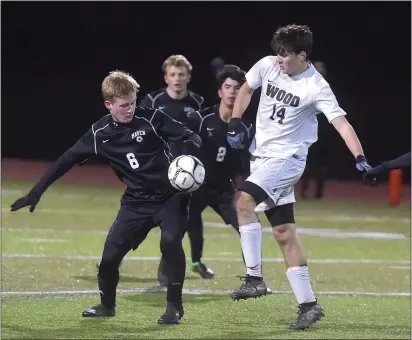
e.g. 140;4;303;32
187;105;254;189
30;107;198;204
140;88;204;125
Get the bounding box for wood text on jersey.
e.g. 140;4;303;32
266;83;300;107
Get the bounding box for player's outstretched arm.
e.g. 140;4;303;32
363;152;411;185
315;82;373;180
331;116;365;159
330;116;374;178
10;130;96;213
150;109;202;156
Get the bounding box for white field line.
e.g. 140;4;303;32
1;287;409;297
2;253;410;265
2;189;118;203
204;222;408;240
2;204;410;224
18;238;66;243
4;224;407;240
389;266;411;270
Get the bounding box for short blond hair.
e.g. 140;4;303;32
162;55;193;74
101;70;140;101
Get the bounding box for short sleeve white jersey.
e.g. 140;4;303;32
246;56;346;158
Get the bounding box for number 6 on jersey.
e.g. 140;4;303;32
126;152;139;169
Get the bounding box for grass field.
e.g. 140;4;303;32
1;179;411;339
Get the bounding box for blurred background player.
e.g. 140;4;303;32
139;55;206;286
300;60;331;199
184;64;254;279
140;54;204;141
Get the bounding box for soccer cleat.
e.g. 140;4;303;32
191;262;214;279
158;302;184;324
82;304;115;317
231;275;268;300
289;301;325;330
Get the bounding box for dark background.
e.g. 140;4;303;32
2;1;411;180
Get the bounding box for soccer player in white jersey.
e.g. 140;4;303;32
226;24;373;330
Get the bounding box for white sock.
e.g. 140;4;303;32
239;222;262;277
286;266;316;304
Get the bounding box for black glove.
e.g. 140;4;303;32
355;155;376;185
227;118;245;150
10;190;41;213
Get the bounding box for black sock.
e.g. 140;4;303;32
98;264;119;308
167;282;183;304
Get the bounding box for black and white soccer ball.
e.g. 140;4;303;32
168;155;205;192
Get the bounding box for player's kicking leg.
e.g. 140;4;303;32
213;191;273;295
230;186;268;301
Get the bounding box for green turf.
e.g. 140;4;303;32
1;180;411;339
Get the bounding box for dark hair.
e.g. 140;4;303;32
271;24;313;59
216;64;246;89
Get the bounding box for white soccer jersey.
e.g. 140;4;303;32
246;56;346;158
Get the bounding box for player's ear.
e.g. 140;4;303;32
299;51;306;62
218;88;223;99
164;74;169;85
104;100;112;110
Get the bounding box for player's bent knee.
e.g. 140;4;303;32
272;223;295;245
265;203;296;243
239;181;269;207
234;191;255;215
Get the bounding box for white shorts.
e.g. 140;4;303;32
246;155;306;212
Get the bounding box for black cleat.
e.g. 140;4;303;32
289;301;325;330
158;302;184;324
231;275;267;300
82;304;115;317
191;262;214;279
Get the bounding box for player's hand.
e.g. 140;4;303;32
356;155;372;172
10;190;41;213
355;155;376;185
227;118;245;150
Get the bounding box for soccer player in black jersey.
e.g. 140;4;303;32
140;54;204;133
139;55;208;285
10;70;202;325
184;64;255;276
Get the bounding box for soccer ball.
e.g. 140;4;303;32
168;155;205;192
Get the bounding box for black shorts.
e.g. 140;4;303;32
189;184;238;227
106;193;188;251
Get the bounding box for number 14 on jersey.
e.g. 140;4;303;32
270;104;286;124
